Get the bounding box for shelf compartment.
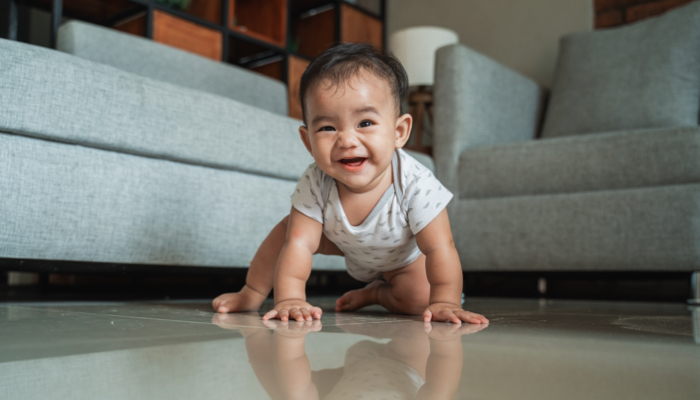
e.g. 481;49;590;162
153;10;223;60
340;3;382;50
113;11;147;37
287;55;310;120
292;2;383;58
227;33;285;78
250;56;285;82
228;0;287;48
292;3;335;59
26;0;146;25
343;0;382;17
154;0;222;25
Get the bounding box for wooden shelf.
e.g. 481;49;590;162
251;57;285;81
341;3;382;50
113;11;147;36
153;10;223;60
182;0;222;25
292;2;383;59
229;0;287;48
344;0;382;17
26;0;146;25
227;33;283;66
33;0;386;119
292;4;335;59
288;55;311;120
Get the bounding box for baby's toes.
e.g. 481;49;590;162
212;299;224;313
218;302;232;313
336;294;355;311
335;296;348;311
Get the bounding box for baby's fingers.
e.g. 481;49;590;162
310;306;323;320
262;309;279;321
456;310;489;324
444;310;463;325
289;308;305;322
423;308;434;323
426;307;462;324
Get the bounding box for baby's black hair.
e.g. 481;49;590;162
298;42;409;125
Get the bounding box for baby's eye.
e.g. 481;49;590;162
318;126;336;132
358;120;374;128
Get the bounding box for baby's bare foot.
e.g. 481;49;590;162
212;285;267;313
335;285;380;312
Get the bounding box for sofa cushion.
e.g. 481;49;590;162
57;20;288;116
541;1;700;138
0;38;311;182
458;127;700;199
0;132;345;271
453;184;700;271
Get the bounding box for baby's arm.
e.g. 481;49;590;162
416;323;487;399
263;207;323;322
415;209;489;324
269;321;322;400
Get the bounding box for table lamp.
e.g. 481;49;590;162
389;27;459;155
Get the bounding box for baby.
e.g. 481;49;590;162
213;43;487;325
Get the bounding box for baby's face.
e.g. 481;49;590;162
299;70;411;194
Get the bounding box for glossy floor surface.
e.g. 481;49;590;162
1;297;698;399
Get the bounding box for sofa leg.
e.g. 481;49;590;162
689;272;699;345
692;306;700;345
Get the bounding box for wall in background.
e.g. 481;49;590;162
594;0;696;28
386;0;593;88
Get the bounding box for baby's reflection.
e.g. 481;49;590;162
212;313;488;399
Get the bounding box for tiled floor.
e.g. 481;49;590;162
1;297;698;399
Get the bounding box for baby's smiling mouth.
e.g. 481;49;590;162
339;157;367;168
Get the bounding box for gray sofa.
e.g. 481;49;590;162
433;0;700;281
0;21;433;274
0;31;341;271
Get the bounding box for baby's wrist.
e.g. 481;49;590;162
274;297;307;306
429;300;462;309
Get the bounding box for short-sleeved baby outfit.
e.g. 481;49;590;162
291;148;453;282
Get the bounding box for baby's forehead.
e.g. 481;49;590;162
309;69;393;97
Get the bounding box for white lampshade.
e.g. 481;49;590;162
389;27;459;86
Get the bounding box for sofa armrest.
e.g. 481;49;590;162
433;44;547;195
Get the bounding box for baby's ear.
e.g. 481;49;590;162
394;113;412;148
299;125;313;154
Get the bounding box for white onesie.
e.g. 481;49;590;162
290;149;453;282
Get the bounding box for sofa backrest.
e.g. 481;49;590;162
57;20;288;116
0;38;311;182
541;0;700;138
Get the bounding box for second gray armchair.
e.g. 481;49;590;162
433;0;700;277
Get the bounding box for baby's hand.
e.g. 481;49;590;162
423;302;489;325
262;299;322;322
423;319;488;340
263;319;323;337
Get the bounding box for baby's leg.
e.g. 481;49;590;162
336;254;431;315
213;215;344;313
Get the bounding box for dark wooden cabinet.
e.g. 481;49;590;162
10;0;385;120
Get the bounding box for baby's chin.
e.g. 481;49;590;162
334;169;394;194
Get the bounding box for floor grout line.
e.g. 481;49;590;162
5;305;420;328
5;305;223;326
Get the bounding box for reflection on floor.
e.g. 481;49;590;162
1;297;698;399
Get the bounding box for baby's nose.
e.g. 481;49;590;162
337;131;359;148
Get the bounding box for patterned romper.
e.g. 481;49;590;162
291;149;453;282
